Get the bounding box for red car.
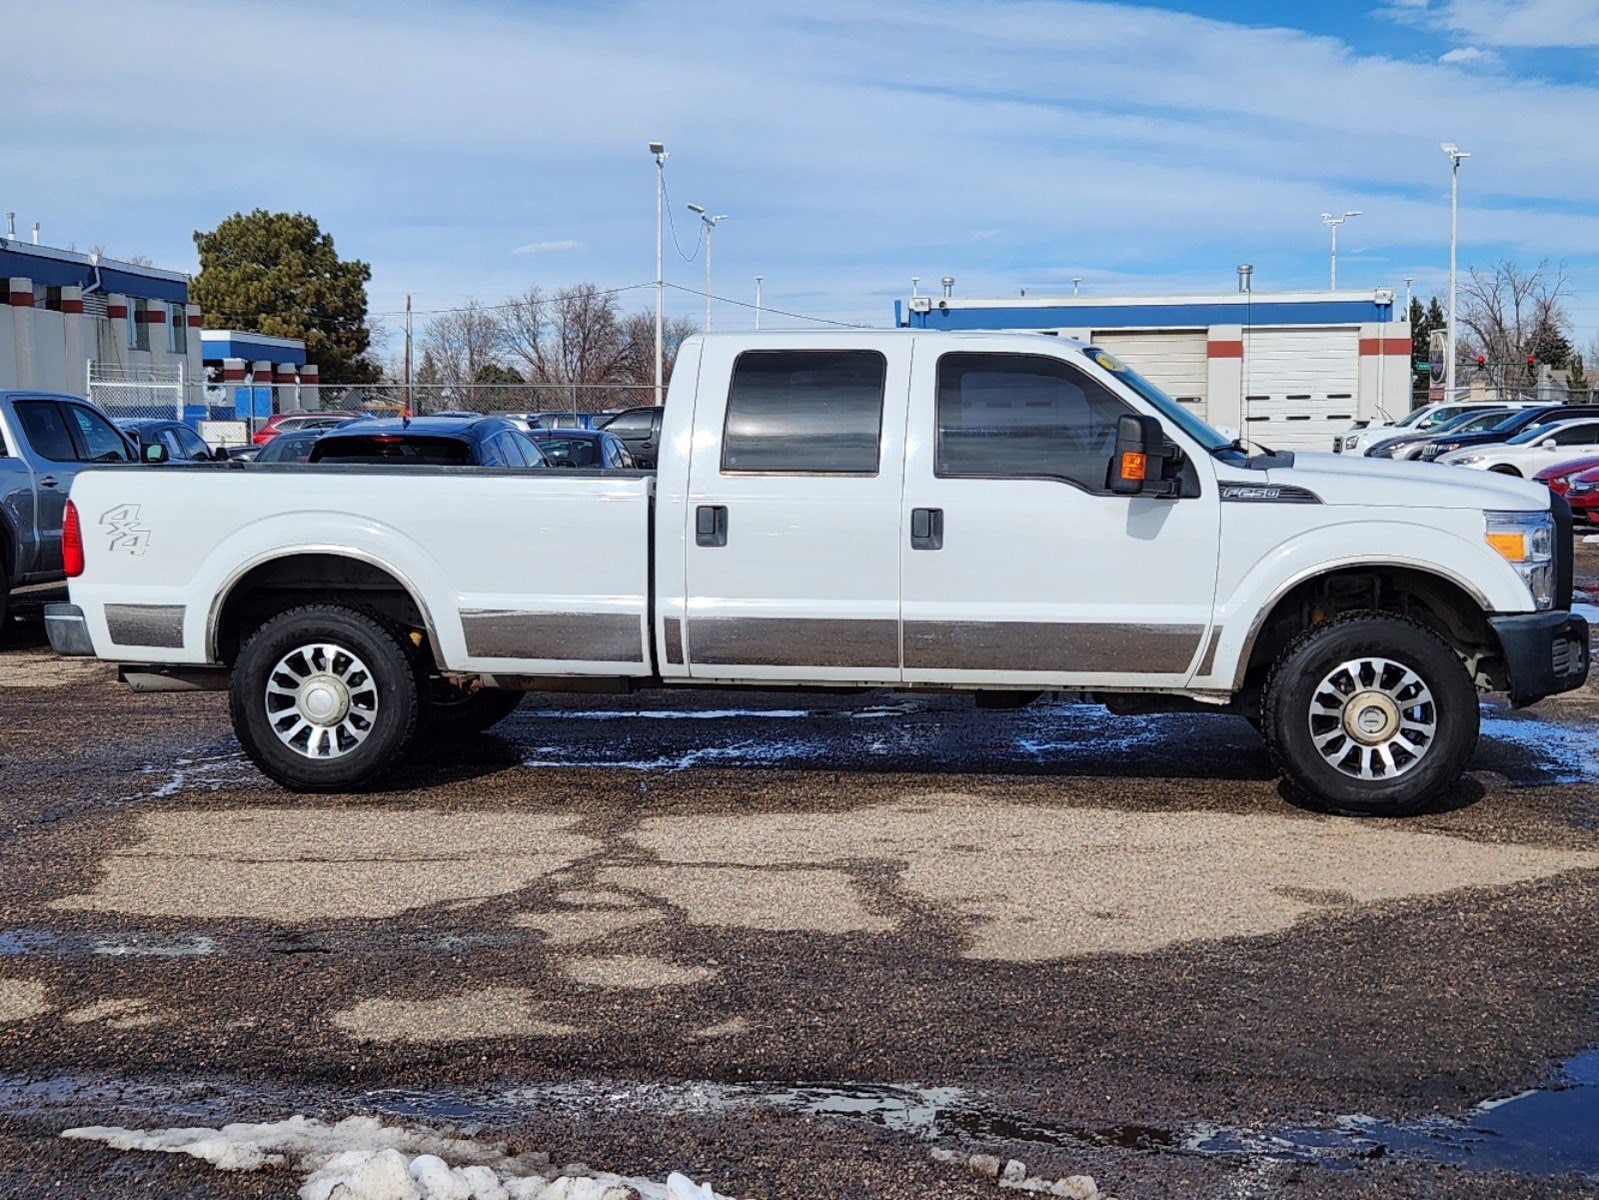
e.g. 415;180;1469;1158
1532;455;1599;495
251;413;360;446
1565;464;1599;525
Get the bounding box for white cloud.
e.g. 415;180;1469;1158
1438;45;1502;65
511;239;583;255
1391;0;1599;47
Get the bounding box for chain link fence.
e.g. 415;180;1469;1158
312;382;660;420
87;362;186;422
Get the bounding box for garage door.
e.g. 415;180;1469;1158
1241;328;1360;452
1091;331;1209;421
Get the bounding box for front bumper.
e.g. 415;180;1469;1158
44;603;95;657
1490;611;1590;707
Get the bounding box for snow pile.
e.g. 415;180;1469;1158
62;1115;735;1200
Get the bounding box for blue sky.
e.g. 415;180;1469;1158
11;0;1599;354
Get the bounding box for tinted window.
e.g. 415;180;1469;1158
67;405;133;462
1553;422;1599;445
310;436;471;465
537;436;600;467
603;409;654;435
936;353;1132;491
159;429;186;459
175;426;211;460
721;352;884;474
15;402;77;462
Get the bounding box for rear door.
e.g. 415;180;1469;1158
604;408;662;465
11;400;85;574
682;341;909;683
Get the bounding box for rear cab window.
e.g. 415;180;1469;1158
721;350;886;474
310;435;471;465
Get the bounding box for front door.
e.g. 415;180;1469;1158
899;347;1222;689
683;339;909;683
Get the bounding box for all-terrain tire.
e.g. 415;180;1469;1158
1260;611;1478;816
229;604;425;792
422;684;525;738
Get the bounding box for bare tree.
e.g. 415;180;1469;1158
617;311;698;387
1458;259;1573;374
419;298;507;386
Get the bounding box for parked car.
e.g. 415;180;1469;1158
252;412;362;446
254;429;327;464
307;416;549;467
509;411;593;431
52;332;1589;815
116;419;228;463
1565;465;1599;525
594;406;664;467
1363;407;1513;459
1532;455;1599;496
1417;404;1599;462
528;428;635;469
1438;417;1599;476
0;390;138;621
1335;401;1534;455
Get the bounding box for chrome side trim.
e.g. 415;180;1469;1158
687;617;899;669
903;621;1204;674
105;603;185;649
460;610;644;662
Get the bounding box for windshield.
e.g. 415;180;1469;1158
1082;348;1231;452
535;436;599;466
1440;409;1510;434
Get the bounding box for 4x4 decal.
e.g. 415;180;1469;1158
100;504;152;555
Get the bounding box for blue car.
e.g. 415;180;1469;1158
528;428;636;469
307;416;549;467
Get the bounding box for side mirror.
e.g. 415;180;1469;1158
212;446;230;461
1541;439;1557;450
1110;414;1182;497
143;442;169;464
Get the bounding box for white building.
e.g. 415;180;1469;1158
0;231;203;414
898;280;1413;452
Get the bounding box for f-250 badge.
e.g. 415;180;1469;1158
100;504;152;555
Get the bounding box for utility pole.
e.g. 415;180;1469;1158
754;276;763;330
1320;211;1362;291
404;293;413;416
650;141;667;405
1442;143;1470;401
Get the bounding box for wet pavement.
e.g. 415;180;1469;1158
2;559;1598;1200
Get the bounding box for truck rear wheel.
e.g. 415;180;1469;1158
229;604;424;792
1261;612;1478;816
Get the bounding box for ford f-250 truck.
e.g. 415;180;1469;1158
50;331;1590;815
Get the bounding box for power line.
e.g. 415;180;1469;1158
663;281;870;329
659;176;703;265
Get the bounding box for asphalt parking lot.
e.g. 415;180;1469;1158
2;556;1598;1200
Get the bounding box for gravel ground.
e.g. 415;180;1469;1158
1;553;1597;1200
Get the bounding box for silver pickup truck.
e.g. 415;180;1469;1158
0;390;138;623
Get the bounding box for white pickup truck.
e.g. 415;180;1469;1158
51;331;1589;815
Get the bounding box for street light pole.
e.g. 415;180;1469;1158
650;141;668;405
1320;211;1362;290
687;204;729;331
754;275;763;330
1441;143;1470;401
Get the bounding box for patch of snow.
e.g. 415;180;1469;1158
524;708;809;721
62;1115;735;1200
1479;712;1599;785
524;736;830;772
1572;602;1599;624
1583;534;1599;544
91;934;217;957
125;751;253;802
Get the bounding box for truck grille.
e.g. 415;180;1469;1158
1553;636;1587;678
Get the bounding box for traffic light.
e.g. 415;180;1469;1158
1477;355;1486;367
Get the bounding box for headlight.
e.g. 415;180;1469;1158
1485;510;1556;610
1452;454;1487;465
1571;480;1596;495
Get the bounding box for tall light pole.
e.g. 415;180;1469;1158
1403;275;1414;317
649;141;668;404
1442;143;1470;400
754;276;763;330
687;204;729;330
1320;211;1362;290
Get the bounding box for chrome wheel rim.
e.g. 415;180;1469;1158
1308;656;1437;781
264;642;379;760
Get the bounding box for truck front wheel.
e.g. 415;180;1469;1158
1261;613;1479;816
229;605;424;792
